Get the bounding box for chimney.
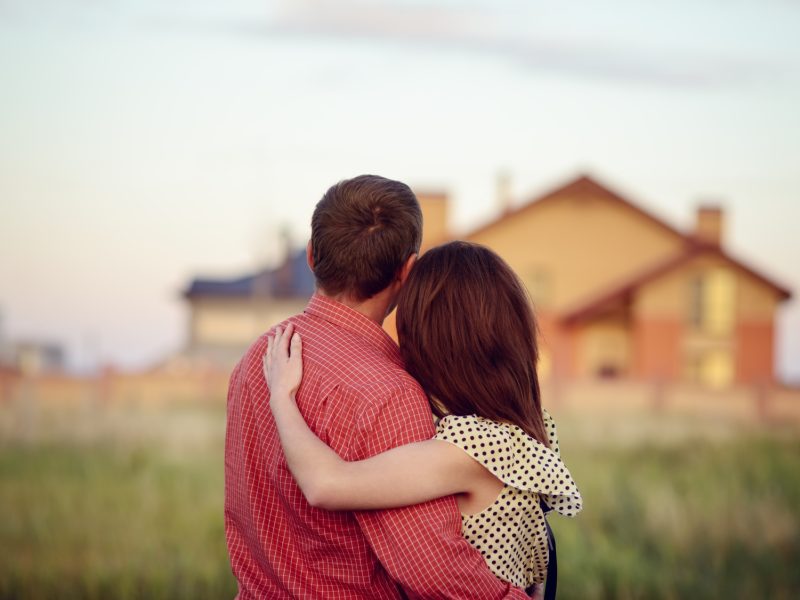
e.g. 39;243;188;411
694;205;723;246
415;190;449;252
496;170;512;215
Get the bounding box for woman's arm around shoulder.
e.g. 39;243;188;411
264;325;484;511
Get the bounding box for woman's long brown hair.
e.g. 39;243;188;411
396;241;549;446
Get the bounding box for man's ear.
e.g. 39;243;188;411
397;253;417;285
306;241;315;272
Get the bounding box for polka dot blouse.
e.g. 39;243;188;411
434;411;582;588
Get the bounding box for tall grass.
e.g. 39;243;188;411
1;404;798;599
552;435;800;599
0;407;237;599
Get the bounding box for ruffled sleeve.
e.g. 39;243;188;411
543;409;560;456
435;414;582;517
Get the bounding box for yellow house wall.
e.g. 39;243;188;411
191;298;308;347
633;255;780;321
467;194;684;311
632;254;780;386
632;269;687;318
736;274;780;320
418;194;449;251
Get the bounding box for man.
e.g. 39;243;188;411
225;175;527;598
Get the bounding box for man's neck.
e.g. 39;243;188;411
317;289;393;325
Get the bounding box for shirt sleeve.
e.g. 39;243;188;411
347;381;528;599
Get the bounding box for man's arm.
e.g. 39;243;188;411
348;382;528;599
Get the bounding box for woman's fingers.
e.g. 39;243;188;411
271;326;285;367
262;324;300;387
290;331;302;358
262;324;303;395
279;323;294;356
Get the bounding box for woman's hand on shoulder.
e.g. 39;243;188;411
263;323;303;398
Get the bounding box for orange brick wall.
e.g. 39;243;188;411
735;320;775;384
542;324;580;380
632;318;683;380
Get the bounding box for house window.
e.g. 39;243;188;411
689;276;704;329
685;350;734;388
688;268;735;335
702;350;734;388
584;328;628;379
597;364;620;379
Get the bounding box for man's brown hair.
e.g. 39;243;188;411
396;241;549;446
310;175;422;300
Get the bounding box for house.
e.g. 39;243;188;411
181;247;314;369
181;174;791;386
410;174;790;388
0;340;65;376
178;192;448;371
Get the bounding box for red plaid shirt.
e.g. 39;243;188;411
225;294;526;599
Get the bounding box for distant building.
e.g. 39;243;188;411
180;248;314;369
0;340;65;376
182;174;791;386
404;174;790;388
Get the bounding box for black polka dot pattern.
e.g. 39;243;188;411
434;411;582;588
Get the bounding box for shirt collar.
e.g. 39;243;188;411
304;293;402;366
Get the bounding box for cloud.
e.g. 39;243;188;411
1;0;783;88
250;0;775;88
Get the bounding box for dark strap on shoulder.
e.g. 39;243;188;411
543;516;557;600
540;500;557;600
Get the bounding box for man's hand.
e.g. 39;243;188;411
263;323;303;398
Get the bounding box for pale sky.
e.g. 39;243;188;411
1;0;799;381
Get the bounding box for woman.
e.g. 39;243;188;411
264;241;582;593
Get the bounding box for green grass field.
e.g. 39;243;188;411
1;404;798;599
552;435;800;599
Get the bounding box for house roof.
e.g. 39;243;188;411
184;249;315;299
183;173;791;312
465;173;687;243
562;242;792;325
462;173;791;321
